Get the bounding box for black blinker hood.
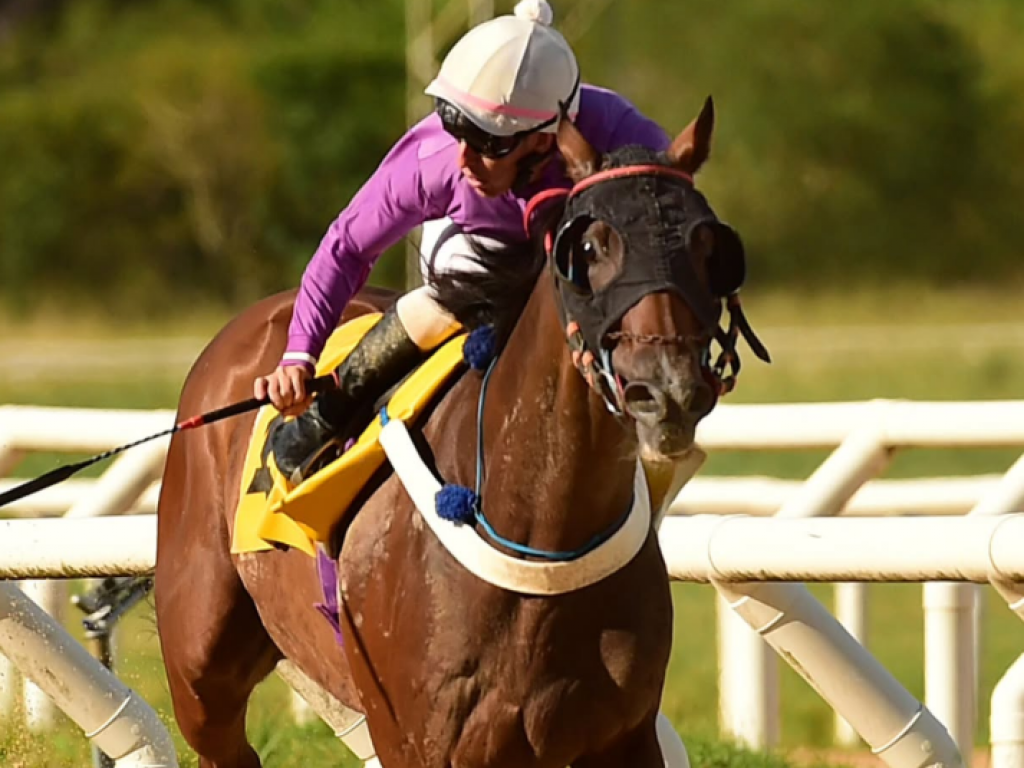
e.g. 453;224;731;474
549;170;745;354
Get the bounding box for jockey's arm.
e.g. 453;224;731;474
255;122;447;410
286;131;443;370
603;93;671;155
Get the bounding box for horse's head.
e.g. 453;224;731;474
534;97;769;461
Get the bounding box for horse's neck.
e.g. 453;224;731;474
481;275;637;553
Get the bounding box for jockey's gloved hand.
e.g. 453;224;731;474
254;365;315;417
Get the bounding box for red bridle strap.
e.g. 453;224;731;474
522;187;570;235
567;164;693;196
522;165;695;238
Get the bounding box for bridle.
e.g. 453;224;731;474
523;163;770;414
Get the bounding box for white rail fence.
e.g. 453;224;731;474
3;400;1024;767
0;405;169;734
683;398;1024;768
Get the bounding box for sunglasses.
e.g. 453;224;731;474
435;99;535;159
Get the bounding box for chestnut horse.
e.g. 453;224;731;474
155;99;763;767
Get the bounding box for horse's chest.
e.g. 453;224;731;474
438;621;666;767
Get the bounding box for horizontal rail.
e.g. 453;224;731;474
0;475;1004;518
7;513;1024;582
0;479;161;516
0;516;157;578
5;400;1024;453
695;400;1024;449
660;514;1024;583
0;406;174;453
671;475;1005;516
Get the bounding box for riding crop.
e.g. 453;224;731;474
0;375;336;509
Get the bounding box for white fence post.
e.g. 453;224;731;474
64;440;168;521
0;593;18;723
834;581;868;747
712;578;962;768
924;582;977;765
716;591;779;747
4;438;168;732
966;451;1024;768
993;653;1024;768
20;579;65;732
0;431;25;724
0;580;177;766
774;428;892;521
716;427;892;748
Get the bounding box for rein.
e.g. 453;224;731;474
429;161;770;565
466;356;634;561
443;166;707;561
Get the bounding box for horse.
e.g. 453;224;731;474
155;97;763;768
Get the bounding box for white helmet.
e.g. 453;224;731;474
425;0;580;137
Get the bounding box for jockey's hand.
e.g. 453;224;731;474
254;365;313;417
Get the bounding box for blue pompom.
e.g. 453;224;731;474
463;325;497;371
435;484;478;525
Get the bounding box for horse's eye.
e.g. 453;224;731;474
581;240;597;261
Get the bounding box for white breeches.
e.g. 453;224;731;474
395;217;505;351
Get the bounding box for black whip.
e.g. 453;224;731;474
0;375;335;509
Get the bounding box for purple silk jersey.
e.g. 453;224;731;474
284;84;670;368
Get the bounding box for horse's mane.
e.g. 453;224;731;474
426;199;564;345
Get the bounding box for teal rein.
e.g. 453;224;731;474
466;354;634;562
381;332;635;561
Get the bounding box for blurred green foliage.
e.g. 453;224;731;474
0;0;406;315
2;0;1024;318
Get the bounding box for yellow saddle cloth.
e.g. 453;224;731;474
231;313;467;557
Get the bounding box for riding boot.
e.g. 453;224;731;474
271;306;423;483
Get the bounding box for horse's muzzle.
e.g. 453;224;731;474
623;377;714;460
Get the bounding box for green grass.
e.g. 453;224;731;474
2;286;1024;765
665;582;1024;747
1;583;1019;766
0;597;366;768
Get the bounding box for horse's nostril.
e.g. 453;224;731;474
687;381;716;417
623;382;668;426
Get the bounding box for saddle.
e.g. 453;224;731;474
231;313;469;557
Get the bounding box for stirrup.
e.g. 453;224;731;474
282;406;371;485
270;408;342;485
288;436;352;483
289;436;344;485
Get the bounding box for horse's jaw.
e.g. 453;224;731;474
635;418;698;462
620;368;712;462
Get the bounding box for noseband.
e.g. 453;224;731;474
524;163;770;413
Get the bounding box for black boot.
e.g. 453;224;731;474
271;307;423;483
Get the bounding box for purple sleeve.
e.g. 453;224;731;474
607;102;671;153
283;129;440;369
575;86;671;157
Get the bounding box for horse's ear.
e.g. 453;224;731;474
667;95;714;174
557;115;600;183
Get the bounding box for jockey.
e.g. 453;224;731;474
257;0;671;482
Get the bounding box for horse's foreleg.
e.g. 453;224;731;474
572;711;667;768
156;485;282;767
